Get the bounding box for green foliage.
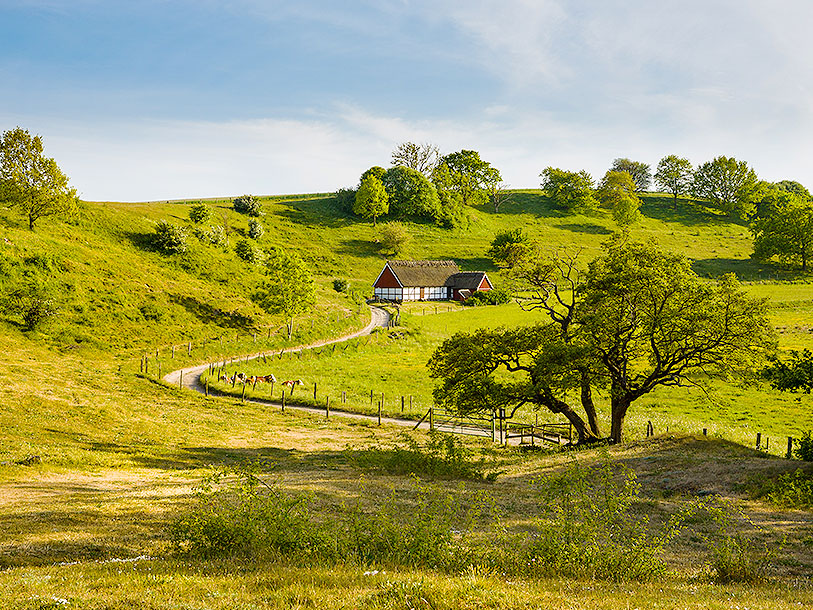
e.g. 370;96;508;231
3;279;59;330
610;158;652;192
391;141;440;176
796;431;813;461
463;288;511;307
433;149;501;207
332;278;349;293
152;220;189;255
751;193;813;271
0;126;78;230
775;179;811;199
233;194;262;217
693;156;759;219
383;166;441;223
193;224;228;247
188;202;212;224
764;349;813;394
333;187;358;213
377;222;410;256
611;195;642;228
169;463;326;559
254;249;316;338
486;228;531;268
348;431;500;481
354;174;389;225
515;456;690;581
539;167;598;213
654;154;694;208
247;218;264;240
766;468;813;507
597;171;641;227
234;238;264;264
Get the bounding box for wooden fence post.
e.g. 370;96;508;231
787;437;794;459
232;374;237;388
179;370;183;388
158;362;161;379
342;391;346;404
241;381;246;402
756;432;762;450
326;397;330;419
205;375;209;397
370;389;374;408
171;345;175;359
314;382;317;400
281;391;286;412
429;407;434;431
703;428;707;436
401;396;404;413
187;342;191;356
378;401;382;426
140;355;144;374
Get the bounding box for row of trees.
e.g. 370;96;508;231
341;143;505;228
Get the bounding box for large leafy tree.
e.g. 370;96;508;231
253;249;316;340
751;192;813;271
539;167;598;213
486;228;531;268
353;173;389;226
434;149;501;207
609;158;652;192
0;127;77;230
429;240;776;444
654;155;694;209
383;166;441;221
693;156;758;219
391;142;439;177
597;171;641;227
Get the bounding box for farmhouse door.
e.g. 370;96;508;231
420;287;425;300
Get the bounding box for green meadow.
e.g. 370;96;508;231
1;190;813;608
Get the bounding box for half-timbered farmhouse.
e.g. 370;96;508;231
373;260;493;302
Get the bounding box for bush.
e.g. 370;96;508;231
234;239;264;264
795;430;813;461
333;278;349;293
5;283;58;330
463;288;511;307
247;218;264;240
233;194;262;217
189;202;212;224
378;222;410;256
194;224;228;247
766;468;813;508
334;187;357;214
152;220;189;255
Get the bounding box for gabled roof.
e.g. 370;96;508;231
451;271;490;291
385;260;461;287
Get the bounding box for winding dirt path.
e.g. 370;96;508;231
161;306;433;429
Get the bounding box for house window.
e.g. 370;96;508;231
426;286;445;300
403;287;420;301
375;287;403;300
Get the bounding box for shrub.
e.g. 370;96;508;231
194;224;228;247
233;194;262;217
463;288;511;307
152;220;189;255
189;202;212;224
766;468;813;508
333;278;349;293
334;187;358;213
378;222;410;256
5;284;58;330
795;430;813;461
247;218;264;240
234;239;264;264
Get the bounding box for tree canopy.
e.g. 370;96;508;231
253;249;316;339
609;158;652;192
383;166;441;221
391;142;439;177
353;173;389;226
751;191;813;271
434;150;501;207
0;127;77;230
429;239;776;444
597;171;641;227
539;167;597;213
486;228;531;268
654;155;694;209
692;156;758;219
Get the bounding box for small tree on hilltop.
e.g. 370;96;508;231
693;156;758;219
609;158;652;192
391;142;440;177
654;155;694;209
354;173;389;226
0;127;78;230
435;149;501;207
233;194;262;217
189;202;212;224
540;167;598;213
253;249;316;340
751;192;813;271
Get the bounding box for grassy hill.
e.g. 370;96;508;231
1;191;813;608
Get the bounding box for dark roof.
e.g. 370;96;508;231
386;260;460;287
451;271;489;291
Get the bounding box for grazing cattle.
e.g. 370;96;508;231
281;379;304;388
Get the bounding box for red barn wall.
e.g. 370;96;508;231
375;265;401;288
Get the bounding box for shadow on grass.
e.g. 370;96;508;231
336;238;380;259
557;222;613;235
690;257;806;281
482;190;569;218
274;196;364;230
168;294;256;329
639;196;745;228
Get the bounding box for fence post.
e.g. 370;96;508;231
187;342;191;356
179;370;183;388
401;396;404;413
314;382;317;400
787;436;794;459
409;395;413;411
282;391;286;412
370;389;374;408
342;390;346;404
756;432;762;450
140;355;144;374
326;397;330;419
378;401;382;426
429;406;434;431
205;375;209;397
703;428;707;436
241;381;246;402
171;345;175;359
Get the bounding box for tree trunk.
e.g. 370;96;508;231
538;389;600;444
286;318;293;340
579;369;601;436
610;395;632;444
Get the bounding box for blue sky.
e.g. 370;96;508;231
2;0;812;201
